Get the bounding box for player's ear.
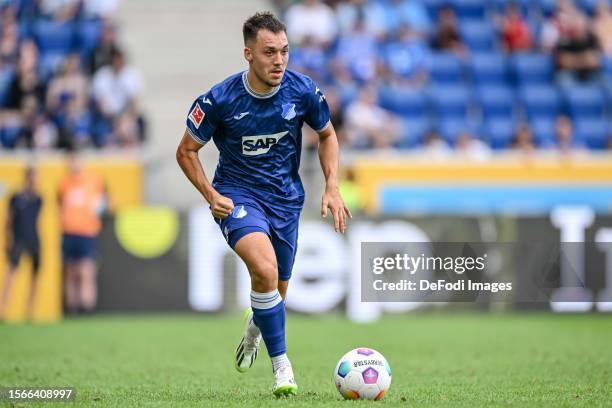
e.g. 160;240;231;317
244;47;253;63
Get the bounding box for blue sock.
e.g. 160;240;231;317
251;289;286;358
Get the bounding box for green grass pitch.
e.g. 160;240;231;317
1;313;611;407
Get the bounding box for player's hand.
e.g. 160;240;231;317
321;186;352;234
210;193;234;219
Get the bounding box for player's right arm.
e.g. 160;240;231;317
176;130;234;219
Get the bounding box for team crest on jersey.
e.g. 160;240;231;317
232;205;247;219
242;131;288;156
281;103;296;121
189;103;205;128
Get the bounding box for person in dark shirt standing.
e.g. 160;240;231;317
0;167;42;321
554;15;602;86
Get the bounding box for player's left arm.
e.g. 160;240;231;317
318;123;352;234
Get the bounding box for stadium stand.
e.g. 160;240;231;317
0;0;145;149
284;0;612;151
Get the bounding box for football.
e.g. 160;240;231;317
334;347;392;400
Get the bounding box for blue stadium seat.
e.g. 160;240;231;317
0;66;15;107
430;53;464;84
77;19;103;59
576;0;601;15
519;84;561;119
470;52;508;86
603;56;612;82
422;0;447;20
530;117;556;147
484;116;516;149
437;116;480;145
32;19;76;56
575;118;610;149
564;85;606;119
338;84;359;109
511;53;554;85
378;86;429;118
490;0;531;15
452;0;487;19
476;85;516;118
0;126;22;148
460;20;496;52
538;0;557;16
396;117;431;148
430;84;472;119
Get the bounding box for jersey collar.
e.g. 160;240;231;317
242;71;281;99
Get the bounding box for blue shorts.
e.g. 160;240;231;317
213;193;300;281
62;234;97;261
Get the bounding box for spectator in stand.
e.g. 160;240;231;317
0;17;19;66
431;5;467;57
554;114;585;152
381;24;430;86
593;0;612;56
335;0;394;40
46;53;90;148
288;35;328;84
455;131;491;160
6;40;46;111
499;2;533;52
91;47;144;146
395;0;431;38
59;150;106;314
334;15;380;82
0;166;42;322
17;95;58;148
540;0;584;53
285;0;337;48
421;130;452;158
510;123;536;153
82;0;119;20
554;15;602;85
345;86;402;149
89;23;119;75
38;0;80;21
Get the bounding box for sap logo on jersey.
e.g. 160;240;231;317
242;131;288;156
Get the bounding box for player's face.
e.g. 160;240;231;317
246;29;289;88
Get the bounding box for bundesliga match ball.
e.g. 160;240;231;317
334;348;392;400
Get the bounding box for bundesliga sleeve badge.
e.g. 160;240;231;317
189;103;205;128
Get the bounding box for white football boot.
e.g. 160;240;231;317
234;308;261;373
273;365;298;397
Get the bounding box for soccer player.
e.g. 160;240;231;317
176;12;351;396
1;166;42;321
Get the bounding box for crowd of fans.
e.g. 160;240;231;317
278;0;612;153
0;0;145;150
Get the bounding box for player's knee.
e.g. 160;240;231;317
250;260;278;291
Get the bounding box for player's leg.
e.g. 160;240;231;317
233;231;296;395
265;220;299;396
277;280;288;300
79;258;97;312
76;236;97;313
62;235;80;314
25;244;41;320
0;244;21;320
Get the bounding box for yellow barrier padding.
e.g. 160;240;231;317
352;155;612;213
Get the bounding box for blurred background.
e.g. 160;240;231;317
1;0;612;324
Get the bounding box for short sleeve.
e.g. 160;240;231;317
185;92;220;144
303;79;331;132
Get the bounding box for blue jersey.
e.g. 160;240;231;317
185;69;330;214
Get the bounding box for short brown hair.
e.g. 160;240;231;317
243;12;286;45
